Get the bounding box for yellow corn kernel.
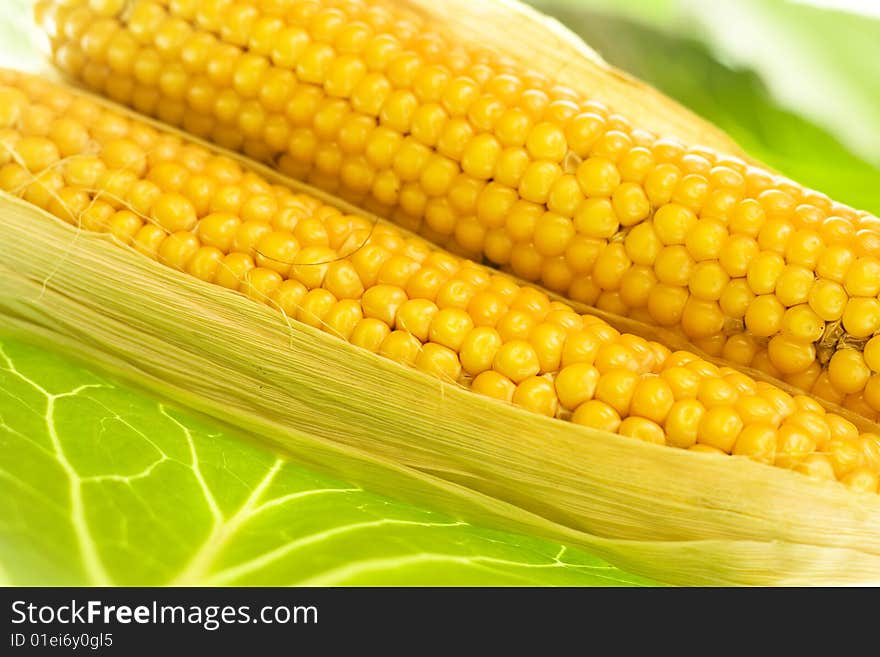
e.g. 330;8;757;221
732;423;777;464
572;400;621;432
471;370;516;403
415;342;462;382
698;407;743;453
379;330;422;366
512;376;558;417
459;327;503;377
842;468;879;494
663;399;705;449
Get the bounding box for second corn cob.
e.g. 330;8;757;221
2;69;879;492
34;0;880;422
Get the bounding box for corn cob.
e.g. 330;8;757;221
2;69;879;493
33;0;880;421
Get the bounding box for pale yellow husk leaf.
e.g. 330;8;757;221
2;194;880;586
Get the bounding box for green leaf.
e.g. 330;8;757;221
0;336;653;586
530;0;880;214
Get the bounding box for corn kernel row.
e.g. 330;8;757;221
2;70;879;492
34;0;880;419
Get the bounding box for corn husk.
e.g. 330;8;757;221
3;189;880;586
6;0;879;585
